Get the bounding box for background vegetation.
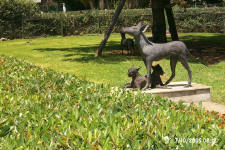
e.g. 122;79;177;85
0;0;225;39
0;6;225;39
0;0;40;39
53;0;225;10
0;55;224;149
1;0;225;149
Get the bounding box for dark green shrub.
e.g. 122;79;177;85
23;7;225;38
175;9;225;33
1;7;225;38
0;0;39;39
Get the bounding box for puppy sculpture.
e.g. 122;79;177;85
150;64;164;88
124;64;165;90
120;32;134;55
124;66;146;90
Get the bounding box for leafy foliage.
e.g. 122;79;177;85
0;0;40;39
185;0;224;5
0;55;224;149
1;7;225;39
175;8;225;32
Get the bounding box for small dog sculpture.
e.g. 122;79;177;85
120;32;134;55
124;64;165;90
124;66;146;90
150;64;164;88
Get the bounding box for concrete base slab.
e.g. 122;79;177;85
125;82;225;114
142;81;211;103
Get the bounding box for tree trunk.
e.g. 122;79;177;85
89;0;95;9
151;0;167;43
126;0;140;9
125;0;131;8
105;0;110;9
95;0;126;57
99;0;105;10
165;1;179;41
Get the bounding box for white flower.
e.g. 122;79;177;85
19;113;22;117
163;136;170;144
115;87;119;91
211;124;216;128
197;124;200;129
211;138;217;146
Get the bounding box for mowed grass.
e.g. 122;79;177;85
0;33;225;104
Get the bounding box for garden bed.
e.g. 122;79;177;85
0;55;224;149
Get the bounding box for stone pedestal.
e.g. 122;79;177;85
143;81;211;103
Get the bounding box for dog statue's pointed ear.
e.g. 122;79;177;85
152;65;155;69
137;66;142;71
155;64;160;67
140;24;149;33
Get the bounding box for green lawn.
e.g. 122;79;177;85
0;33;225;104
0;55;224;149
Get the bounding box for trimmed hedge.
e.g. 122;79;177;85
0;0;39;39
175;7;225;33
23;7;225;38
1;6;225;39
22;9;152;37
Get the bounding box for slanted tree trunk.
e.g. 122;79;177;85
165;0;179;41
151;0;167;43
95;0;126;57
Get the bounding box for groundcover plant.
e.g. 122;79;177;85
0;55;224;149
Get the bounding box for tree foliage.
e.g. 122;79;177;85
52;0;224;11
0;0;39;38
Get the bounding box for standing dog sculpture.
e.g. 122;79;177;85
121;22;192;90
120;32;134;55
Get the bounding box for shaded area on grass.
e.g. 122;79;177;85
35;45;97;53
63;54;141;64
34;34;225;65
182;34;225;65
34;41;141;64
35;41;121;53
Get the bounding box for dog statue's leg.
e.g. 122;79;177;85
180;57;192;87
128;44;131;56
131;41;134;56
142;57;147;68
165;56;178;85
142;59;152;90
121;45;124;55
